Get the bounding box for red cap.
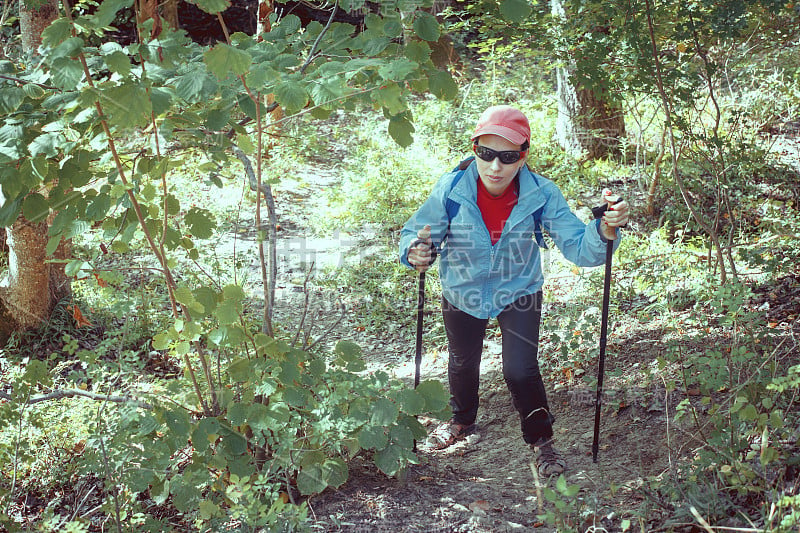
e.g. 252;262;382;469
471;105;530;146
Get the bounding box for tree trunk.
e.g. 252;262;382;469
19;0;58;51
555;71;626;159
136;0;163;39
257;0;273;35
1;0;64;344
552;0;625;160
162;0;179;29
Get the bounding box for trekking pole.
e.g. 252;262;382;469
590;198;622;463
414;269;425;390
412;226;432;452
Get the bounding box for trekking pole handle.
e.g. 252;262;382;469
592;196;628;229
411;225;437;267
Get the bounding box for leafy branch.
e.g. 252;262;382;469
0;388;153;409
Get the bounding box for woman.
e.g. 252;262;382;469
398;105;630;476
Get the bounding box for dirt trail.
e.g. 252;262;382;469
205;163;681;532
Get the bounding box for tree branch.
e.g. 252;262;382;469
301;1;338;74
0;74;58;90
0;388;153;409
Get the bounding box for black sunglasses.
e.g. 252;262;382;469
473;144;526;164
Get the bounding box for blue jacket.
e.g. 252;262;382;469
399;161;620;319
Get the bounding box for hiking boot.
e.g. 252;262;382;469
422;421;478;450
532;438;566;476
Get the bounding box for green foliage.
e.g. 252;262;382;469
538;474;588;531
0;0;460;528
653;281;800;526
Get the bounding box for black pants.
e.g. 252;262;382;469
442;292;554;444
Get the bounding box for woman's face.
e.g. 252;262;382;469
474;134;527;197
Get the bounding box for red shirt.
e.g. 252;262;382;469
477;178;518;245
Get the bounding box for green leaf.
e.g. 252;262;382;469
362;36;391;56
371;398;399;427
204;43;252;79
383;18;403;38
322;458;348;489
374;444;404;476
49;37;85;60
192;0;231;14
274;81;309;114
59;159;91;188
192;417;221;453
236;92;265;121
333;340;366;371
394;388;425;415
297;463;327;495
310;78;347;107
22;360;51;387
41;18;72;48
0;194;23;227
174;71;206;102
739;403;758;421
415;380;449;412
428;70;458;100
500;0;532;21
398;414;427;440
99;84;152;129
193;286;218;315
27;133;62;159
244;64;276;90
164;408;192;437
50;57;83;91
204;108;230;131
22;193;49;223
199;500;220;520
174;286;195;307
22;83;45;99
92;0;134;27
413;12;440;42
555;474;580;496
30;156;50;181
273;53;301;70
0;87;25;114
389;424;414;448
373;83;405;116
85;193;110;221
388;113;415;148
185;207;217;239
170;472;201;512
104;51;131;76
215;299;241;324
64;259;90;277
63;220;90;240
378;59;419;81
0;124;23;147
45;235;61;256
227;402;247;426
358;425;388;449
222;284;246;302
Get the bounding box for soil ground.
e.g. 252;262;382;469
226;161;700;533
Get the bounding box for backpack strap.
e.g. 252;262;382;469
444;158;547;249
445;156;474;220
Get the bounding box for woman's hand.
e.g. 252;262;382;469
408;224;434;272
599;189;629;241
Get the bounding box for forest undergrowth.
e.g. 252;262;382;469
1;40;800;531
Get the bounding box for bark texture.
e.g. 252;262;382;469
1;0;62;344
0;219;50;336
551;0;625;160
555;66;626;159
18;0;58;51
162;0;179;29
